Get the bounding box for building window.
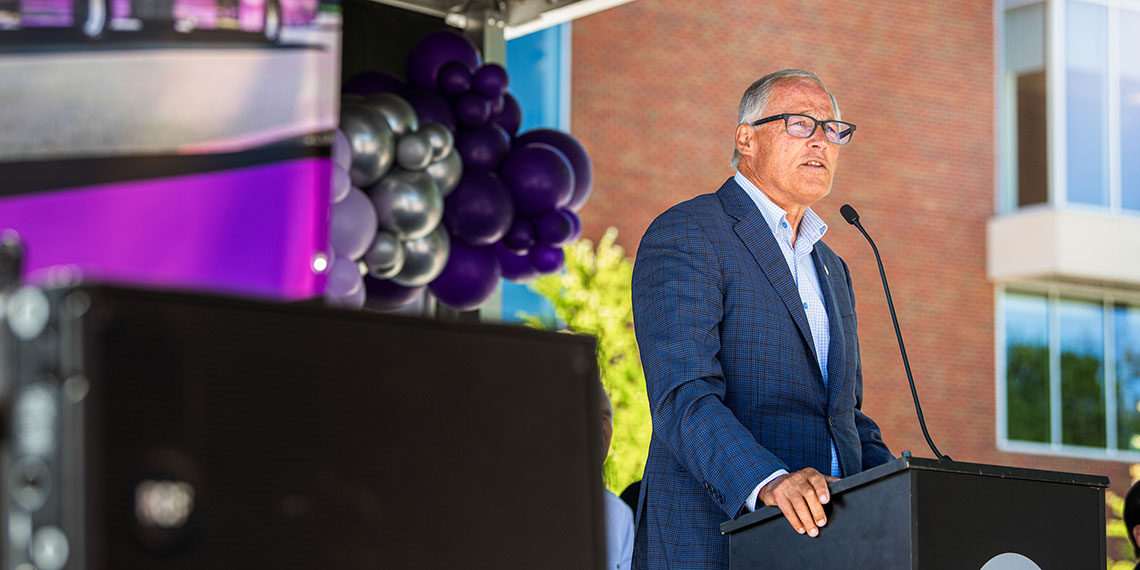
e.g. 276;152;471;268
999;0;1140;212
1001;287;1140;458
1002;2;1048;208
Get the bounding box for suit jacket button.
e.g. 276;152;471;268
828;416;834;426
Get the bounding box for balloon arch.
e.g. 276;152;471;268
325;29;592;312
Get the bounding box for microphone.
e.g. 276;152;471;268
840;204;949;462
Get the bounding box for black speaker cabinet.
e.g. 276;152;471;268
2;285;604;569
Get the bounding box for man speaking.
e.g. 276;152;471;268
630;69;894;569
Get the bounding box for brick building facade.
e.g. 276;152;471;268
569;0;1136;502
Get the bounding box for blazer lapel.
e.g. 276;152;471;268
717;178;821;372
813;248;848;409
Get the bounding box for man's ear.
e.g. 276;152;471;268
735;123;756;158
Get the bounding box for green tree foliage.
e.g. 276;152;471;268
1108;487;1133;570
1062;351;1107;447
1006;344;1050;442
520;228;652;496
1107;464;1140;569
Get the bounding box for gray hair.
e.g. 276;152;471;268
730;69;841;169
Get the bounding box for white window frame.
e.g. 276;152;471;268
995;281;1140;461
998;0;1140;214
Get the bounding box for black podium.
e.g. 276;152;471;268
720;455;1109;569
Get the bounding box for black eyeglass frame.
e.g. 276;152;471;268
748;113;857;145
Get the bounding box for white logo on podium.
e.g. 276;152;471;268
979;553;1043;570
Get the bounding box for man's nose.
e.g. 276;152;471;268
807;126;830;147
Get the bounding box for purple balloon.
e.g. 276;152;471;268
491;93;522;137
330;186;379;260
564;209;582;242
364;276;424;310
401;88;457;133
406;29;482;91
531;244;565;274
343;70;406;97
473;63;508;99
534;209;575;247
428;240;501;311
501;217;535;254
500;143;574;217
495;242;539;283
332;129;352;171
454;91;492;129
437;60;473;98
444;171;514;246
330;166;351;204
326;254;364;297
455;123;510;172
515;129;593;211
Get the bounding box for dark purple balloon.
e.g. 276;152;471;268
364;276;424;310
473;63;508;99
490;94;505;114
500;143;574;217
406;29;482;91
515;129;593;211
534;209;575;247
401;88;457;133
531;244;565;274
455;123;511;172
454;91;492;129
564;208;582;243
443;171;514;246
437;60;473;98
428;240;502;311
491;93;522;137
343;70;406;96
495;242;539;283
501;217;535;254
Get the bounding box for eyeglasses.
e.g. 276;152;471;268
748;113;856;145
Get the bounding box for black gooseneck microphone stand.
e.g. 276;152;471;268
840;204;949;462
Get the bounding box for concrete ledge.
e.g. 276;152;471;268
987;207;1140;286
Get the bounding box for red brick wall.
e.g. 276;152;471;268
570;0;1134;501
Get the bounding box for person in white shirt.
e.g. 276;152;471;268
600;385;634;570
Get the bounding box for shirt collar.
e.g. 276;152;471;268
733;171;828;248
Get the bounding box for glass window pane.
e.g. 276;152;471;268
1005;291;1050;442
1117;303;1140;450
1004;4;1048;207
1060;297;1105;447
1121;9;1140;211
1066;1;1109;206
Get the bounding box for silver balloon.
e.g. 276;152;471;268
363;93;418;138
396;130;433;171
419;122;454;161
340;103;394;187
392;225;450;287
364;230;405;279
424;148;463;197
367;169;443;239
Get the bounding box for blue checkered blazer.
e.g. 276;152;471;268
630;178;893;570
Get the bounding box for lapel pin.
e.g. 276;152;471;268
824;264;829;276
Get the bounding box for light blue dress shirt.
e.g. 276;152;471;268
733;171;840;511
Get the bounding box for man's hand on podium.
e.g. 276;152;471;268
759;468;839;538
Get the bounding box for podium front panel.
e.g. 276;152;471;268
915;470;1106;569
